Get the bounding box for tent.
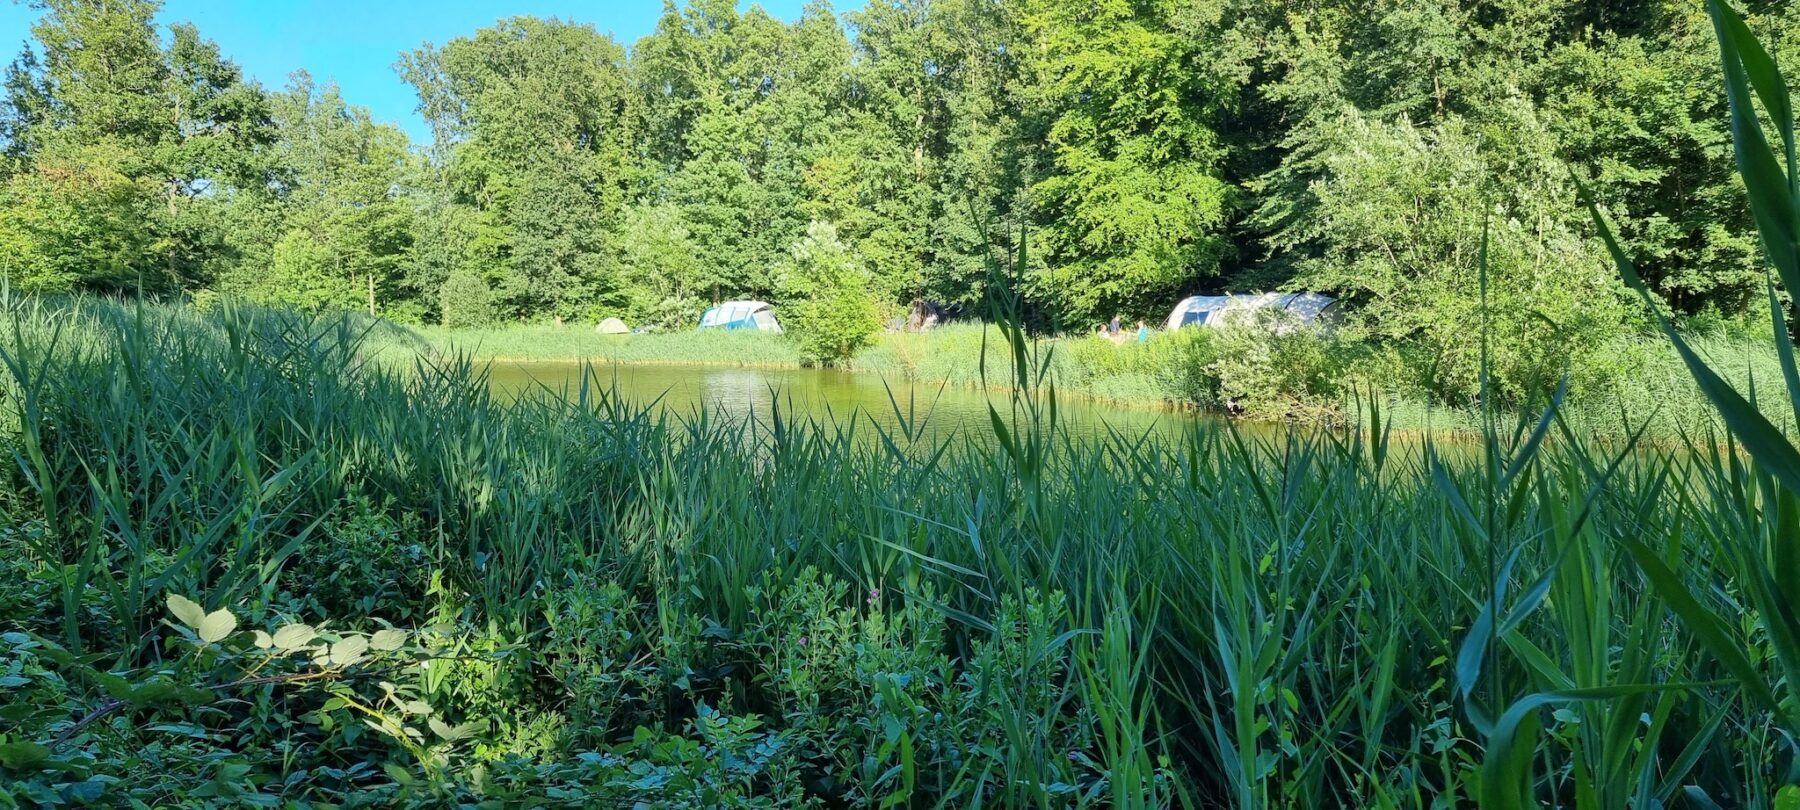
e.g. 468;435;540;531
1166;292;1339;333
698;300;782;332
595;317;630;334
904;299;964;332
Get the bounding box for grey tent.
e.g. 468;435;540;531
1166;293;1339;333
596;317;630;334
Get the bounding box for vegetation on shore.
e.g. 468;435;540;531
388;318;1791;437
7;0;1800;807
4;0;1799;402
0;296;1795;807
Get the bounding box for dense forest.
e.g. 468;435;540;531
2;0;1796;346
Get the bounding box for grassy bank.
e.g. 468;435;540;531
385;322;805;367
387;318;1791;438
0;299;1792;806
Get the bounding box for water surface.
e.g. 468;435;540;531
486;361;1205;442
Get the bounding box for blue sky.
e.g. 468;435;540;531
0;1;859;144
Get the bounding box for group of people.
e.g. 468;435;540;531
1097;314;1149;345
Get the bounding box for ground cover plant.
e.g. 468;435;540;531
5;0;1800;807
0;286;1792;806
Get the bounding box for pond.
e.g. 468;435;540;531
485;361;1208;442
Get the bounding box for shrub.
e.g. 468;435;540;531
778;222;881;366
439;270;496;328
1273;103;1634;407
293;495;430;623
1208;324;1356;421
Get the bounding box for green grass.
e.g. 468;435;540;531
0;297;1791;807
4;6;1797;805
381;322;805;367
370;316;1793;439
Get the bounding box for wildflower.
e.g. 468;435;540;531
867;588;880;604
798;636;808;647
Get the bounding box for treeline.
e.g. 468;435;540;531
1;1;1795;382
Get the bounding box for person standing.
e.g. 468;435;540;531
1136;321;1148;342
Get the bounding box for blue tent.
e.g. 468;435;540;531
698;300;782;332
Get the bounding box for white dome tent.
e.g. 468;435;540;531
1166;292;1339;333
698;300;782;332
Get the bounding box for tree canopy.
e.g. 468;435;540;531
2;0;1796;378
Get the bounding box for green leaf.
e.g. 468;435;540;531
272;623;315;652
1482;684;1704;810
198;608;237;644
428;717;458;740
95;672;134;701
165;594;205;630
329;635;368;667
1615;533;1787;721
1706;0;1800;296
59;779;106;802
252;630;273;649
383;761;415;786
369;628;407;651
0;741;50;770
1581;185;1800;498
1775;786;1800;810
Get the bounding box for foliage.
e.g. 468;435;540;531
225;74;413;314
0;300;1796;805
399;16;633;321
2;0;1798;423
0;0;274;295
777;221;882;366
613;203;707;330
1018;0;1243;322
437;269;495;329
1268;107;1633;405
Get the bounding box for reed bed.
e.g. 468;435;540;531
0;296;1788;807
3;6;1799;804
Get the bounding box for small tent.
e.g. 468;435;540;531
596;317;630;334
698;300;782;332
1166;292;1339;333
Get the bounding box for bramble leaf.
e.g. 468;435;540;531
198;608;237;644
165;594;205;629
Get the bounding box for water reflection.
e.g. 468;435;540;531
485;361;1204;442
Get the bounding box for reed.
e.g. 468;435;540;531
0;286;1790;806
1;3;1796;805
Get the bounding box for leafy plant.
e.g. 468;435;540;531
778;221;883;366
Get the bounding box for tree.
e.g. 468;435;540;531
1016;0;1246;324
1275;106;1631;403
778;221;881;365
631;0;848;301
0;0;274;294
614;203;705;329
400;17;633;320
223;73;411;313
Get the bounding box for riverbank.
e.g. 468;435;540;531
0;299;1784;805
381;320;1790;438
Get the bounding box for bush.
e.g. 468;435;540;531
439;270;496;328
778;222;881;366
1273;103;1634;408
